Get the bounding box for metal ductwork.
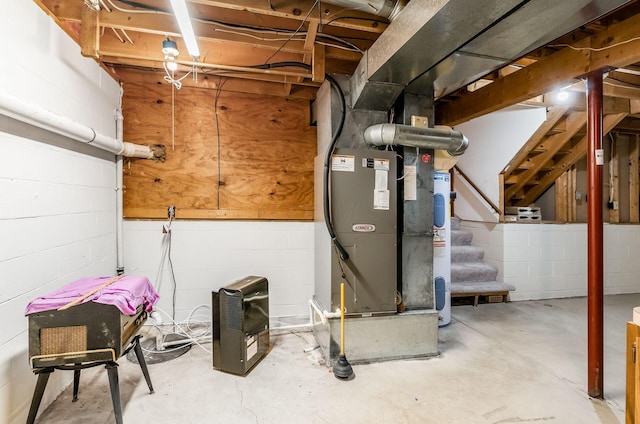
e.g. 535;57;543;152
322;0;406;20
350;0;631;111
364;123;468;156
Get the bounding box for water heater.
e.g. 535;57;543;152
433;171;451;326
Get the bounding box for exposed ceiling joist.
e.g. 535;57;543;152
187;0;388;33
437;12;640;126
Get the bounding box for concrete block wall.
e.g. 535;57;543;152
461;221;640;301
123;221;315;321
0;3;121;423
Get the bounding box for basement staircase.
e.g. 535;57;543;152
450;218;515;306
502;105;628;209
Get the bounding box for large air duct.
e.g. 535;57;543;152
323;0;406;20
364;123;468;156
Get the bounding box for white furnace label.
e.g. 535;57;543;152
331;155;355;172
374;189;390;210
373;158;389;170
375;170;388;191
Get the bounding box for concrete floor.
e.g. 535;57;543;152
33;294;639;423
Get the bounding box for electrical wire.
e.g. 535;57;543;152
163;62;194;89
323;15;389;27
207;27;363;53
263;0;319;64
213;76;229;209
106;0;168;15
604;79;640;91
549;35;640;52
147;306;212;354
248;61;348;260
153;213;179;322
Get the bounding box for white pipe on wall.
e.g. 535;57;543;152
0;91;157;159
115;108;125;275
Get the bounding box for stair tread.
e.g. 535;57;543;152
451;229;473;246
451;262;497;270
451;245;485;262
451;245;484;253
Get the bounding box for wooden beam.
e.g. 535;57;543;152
570;166;577;222
630;135;640;223
304;21;318;51
609;134;619;223
438;13;640;126
113;67;318;98
518;113;628;206
312;44;325;83
556;170;568;222
505;111;586;202
80;4;99;58
503;106;569;178
42;1;364;61
187;0;388;33
498;173;504;222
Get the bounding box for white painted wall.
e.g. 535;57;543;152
453;105;547;222
0;2;121;423
123;221;315;321
461;221;640;300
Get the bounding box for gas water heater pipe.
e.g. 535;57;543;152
0;91;161;160
364;123;468;155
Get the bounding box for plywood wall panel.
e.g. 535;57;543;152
122;71;316;220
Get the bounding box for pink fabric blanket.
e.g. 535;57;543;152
25;276;160;316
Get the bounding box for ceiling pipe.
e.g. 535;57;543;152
321;0;406;20
363;123;468;156
0;91;162;160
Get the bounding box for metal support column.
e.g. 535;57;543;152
586;71;604;399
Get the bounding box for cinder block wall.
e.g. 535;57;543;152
461;221;640;300
0;3;121;422
123;220;315;320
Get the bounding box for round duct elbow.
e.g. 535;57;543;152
364;123;469;157
322;0;407;20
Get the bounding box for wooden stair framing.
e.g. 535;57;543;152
501;100;629;210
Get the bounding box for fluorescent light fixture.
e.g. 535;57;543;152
169;0;200;58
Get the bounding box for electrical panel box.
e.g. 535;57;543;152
330;148;398;315
212;276;269;375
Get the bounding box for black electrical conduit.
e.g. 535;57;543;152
252;62;349;260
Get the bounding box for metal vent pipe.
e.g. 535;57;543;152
322;0;407;20
364;123;468;156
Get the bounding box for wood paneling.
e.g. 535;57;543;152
122;71;316;219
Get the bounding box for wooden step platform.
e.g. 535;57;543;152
451;281;515;307
452;291;510;307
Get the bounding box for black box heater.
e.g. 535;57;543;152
212;276;269;375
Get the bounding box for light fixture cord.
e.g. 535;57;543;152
171;75;175;151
